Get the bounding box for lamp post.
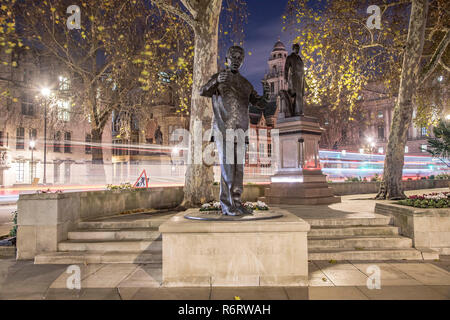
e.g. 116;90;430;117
40;87;51;185
29;139;36;183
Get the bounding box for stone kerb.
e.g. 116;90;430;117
375;202;450;254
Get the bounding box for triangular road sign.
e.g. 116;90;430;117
133;169;149;188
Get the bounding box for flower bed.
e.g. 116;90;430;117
398;192;450;208
200;201;269;212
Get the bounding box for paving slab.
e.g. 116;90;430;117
426;285;450;298
0;260;66;300
429;255;450;273
210;287;288;300
124;287;211;300
308;287;368;300
308;261;334;286
117;264;162;288
284;287;309;300
80;264;139;288
357;285;448;300
50;264;106;289
352;263;422;286
388;263;450;285
313;261;369;286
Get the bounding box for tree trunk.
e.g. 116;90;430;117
90;127;106;183
181;0;222;208
376;0;428;199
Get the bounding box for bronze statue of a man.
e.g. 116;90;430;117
284;43;306;116
200;46;270;216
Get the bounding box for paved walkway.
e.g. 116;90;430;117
0;256;449;300
0;188;449;300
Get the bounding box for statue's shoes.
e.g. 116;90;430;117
235;205;253;215
224;210;241;216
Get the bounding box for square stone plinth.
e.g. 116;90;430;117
159;208;310;287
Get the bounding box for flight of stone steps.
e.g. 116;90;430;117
34;210;439;264
34;212;173;265
305;215;439;261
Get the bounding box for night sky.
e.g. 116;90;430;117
239;0;293;93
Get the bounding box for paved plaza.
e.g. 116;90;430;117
0;256;449;299
1;189;449;300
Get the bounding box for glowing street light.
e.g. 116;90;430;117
446;114;450;120
40;87;51;97
366;137;373;144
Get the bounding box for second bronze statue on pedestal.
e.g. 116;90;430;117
200;46;270;216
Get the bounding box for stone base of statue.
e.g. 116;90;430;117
265;116;341;205
159;208;310;287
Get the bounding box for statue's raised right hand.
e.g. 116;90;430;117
217;70;229;83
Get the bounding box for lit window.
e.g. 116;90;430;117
57;100;71;121
259;143;265;158
359;148;364;154
64;132;72;153
405;146;409;153
58;76;70;91
15;161;24;182
421;127;427;136
16;127;24;150
377;110;383;118
420;144;427;152
378;147;383;154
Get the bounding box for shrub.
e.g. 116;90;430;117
9;210;17;237
398;191;450;209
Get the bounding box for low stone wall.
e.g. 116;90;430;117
330;179;449;196
375;202;450;255
16;185;265;260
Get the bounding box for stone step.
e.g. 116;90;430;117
308;248;430;260
34;251;162;264
309;226;399;237
267;195;341;205
68;228;161;241
78;219;168;229
308;236;413;250
0;246;15;257
58;239;162;252
305;216;392;227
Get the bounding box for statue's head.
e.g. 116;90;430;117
226;46;244;72
292;43;300;54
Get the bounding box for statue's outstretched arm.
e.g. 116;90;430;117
199;73;219;97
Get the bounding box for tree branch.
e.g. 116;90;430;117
439;58;450;72
419;30;450;85
151;0;196;29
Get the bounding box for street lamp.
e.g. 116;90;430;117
40;87;51;184
29;139;36;183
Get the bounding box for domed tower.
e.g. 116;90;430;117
264;40;288;100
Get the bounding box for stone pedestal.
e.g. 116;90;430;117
266;116;340;205
159;208;310;287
